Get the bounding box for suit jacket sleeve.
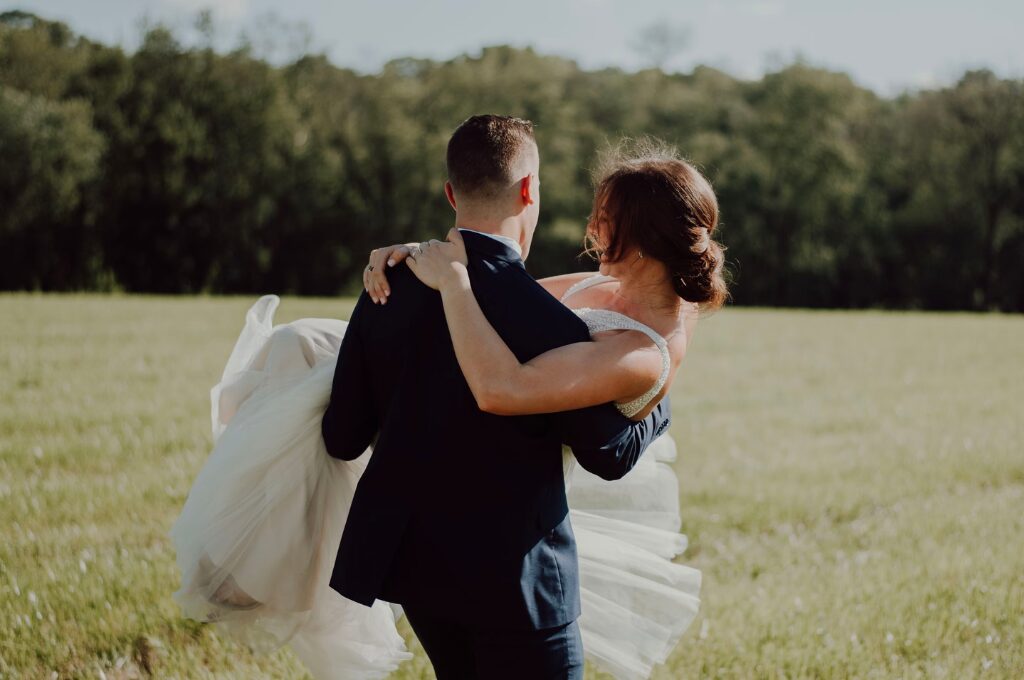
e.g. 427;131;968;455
321;293;378;460
557;397;672;481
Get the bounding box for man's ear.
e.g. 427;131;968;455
444;182;457;210
519;176;534;206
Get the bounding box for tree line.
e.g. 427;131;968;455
1;11;1022;310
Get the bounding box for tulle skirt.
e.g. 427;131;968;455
569;436;701;679
170;295;700;680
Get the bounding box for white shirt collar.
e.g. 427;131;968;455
458;228;523;257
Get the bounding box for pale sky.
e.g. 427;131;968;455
12;0;1024;95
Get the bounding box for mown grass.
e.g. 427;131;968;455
1;294;1021;679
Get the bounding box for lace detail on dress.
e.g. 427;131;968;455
560;274;672;418
574;309;671;418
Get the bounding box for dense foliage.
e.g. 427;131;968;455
1;11;1022;309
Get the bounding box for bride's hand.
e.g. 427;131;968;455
406;229;469;291
364;243;417;304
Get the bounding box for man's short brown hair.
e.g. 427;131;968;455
446;115;536;199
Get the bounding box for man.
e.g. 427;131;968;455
321;115;670;679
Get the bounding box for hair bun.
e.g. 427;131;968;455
671;238;726;306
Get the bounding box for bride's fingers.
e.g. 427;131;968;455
368;264;391;304
365;250;381;303
405;254;439;290
363;239;446;303
386;245;412;268
373;271;389;304
366;246;403;303
362;266;376;303
368;276;382;304
375;246;402;271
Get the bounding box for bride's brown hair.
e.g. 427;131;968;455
586;139;728;311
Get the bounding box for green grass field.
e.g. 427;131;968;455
1;294;1022;679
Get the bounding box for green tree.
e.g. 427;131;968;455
2;11;1022;310
885;71;1024;310
727;64;880;306
97;26;300;292
0;87;104;289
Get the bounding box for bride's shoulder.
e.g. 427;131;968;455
537;272;608;302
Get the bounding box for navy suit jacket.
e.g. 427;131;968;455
321;231;671;630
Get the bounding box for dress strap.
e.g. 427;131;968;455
561;274;617;303
573;308;674;418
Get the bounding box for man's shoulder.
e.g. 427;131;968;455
387;262;428;291
351;265;435;333
368;265;433;307
468;254;591;353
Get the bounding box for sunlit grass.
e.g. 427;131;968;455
1;294;1021;678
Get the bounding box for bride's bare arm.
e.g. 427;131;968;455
443;290;661;415
407;231;663;416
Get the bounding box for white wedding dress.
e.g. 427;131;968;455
170;277;700;680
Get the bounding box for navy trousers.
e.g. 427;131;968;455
403;605;584;680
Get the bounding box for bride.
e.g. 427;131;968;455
170;140;726;679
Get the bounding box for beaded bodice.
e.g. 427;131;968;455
561;275;672;418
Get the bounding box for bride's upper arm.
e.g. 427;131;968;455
536;272;600;301
478;333;664;416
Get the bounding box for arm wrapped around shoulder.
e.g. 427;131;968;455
562;397;672;481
